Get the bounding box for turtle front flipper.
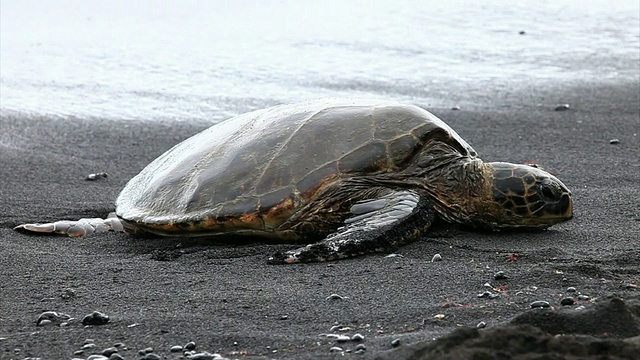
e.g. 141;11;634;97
269;190;434;264
14;213;126;237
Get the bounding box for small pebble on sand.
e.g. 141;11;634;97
561;297;575;306
530;300;551;309
82;311;109;326
86;355;108;360
554;104;570;111
101;347;118;356
494;271;508;280
85;172;108;181
36;311;70;326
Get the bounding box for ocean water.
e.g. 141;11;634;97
1;0;638;122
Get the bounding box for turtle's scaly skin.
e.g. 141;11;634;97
14;100;573;263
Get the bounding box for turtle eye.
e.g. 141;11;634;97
538;182;558;201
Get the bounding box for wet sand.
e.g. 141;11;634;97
1;80;639;359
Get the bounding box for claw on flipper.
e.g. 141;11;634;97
14;216;125;237
267;251;301;265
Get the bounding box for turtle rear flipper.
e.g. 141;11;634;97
14;213;126;237
269;190;434;264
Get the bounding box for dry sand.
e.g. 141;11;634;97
1;80;639;359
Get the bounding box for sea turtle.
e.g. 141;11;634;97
15;100;573;263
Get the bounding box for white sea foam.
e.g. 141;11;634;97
1;0;638;121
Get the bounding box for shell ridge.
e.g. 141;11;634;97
254;105;333;195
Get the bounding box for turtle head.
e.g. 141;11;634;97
476;162;573;229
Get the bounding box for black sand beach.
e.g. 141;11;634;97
1;80;639;359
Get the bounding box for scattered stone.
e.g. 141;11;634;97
81;343;96;350
477;291;499;299
519;30;526;35
101;347;118;356
142;354;161;360
385;253;404;258
280;315;288;320
554;104;570;111
170;345;183;352
566;287;577;292
73;350;83;355
330;346;343;352
560;297;575;306
530;301;551;309
184;341;197;350
86;355;108;360
141;347;154;354
335;335;351;342
61;288;76;299
326;293;345;300
431;253;442;262
82;311;109;325
352;333;365;341
36;311;71;326
610;138;620;144
577;294;590;301
451;105;461;111
189;352;228;360
391;338;401;347
477;321;487;329
330;325;343;332
493;271;508;280
355;349;366;355
85;172;108;181
355;344;366;351
108;354;124;360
